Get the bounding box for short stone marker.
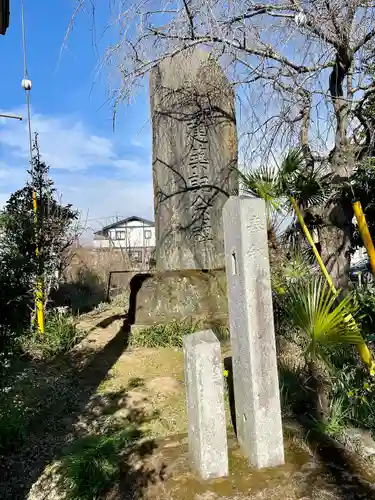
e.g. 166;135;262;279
183;329;228;479
222;196;284;469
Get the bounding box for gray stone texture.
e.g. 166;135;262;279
222;196;284;469
183;329;228;479
128;269;228;330
150;48;238;270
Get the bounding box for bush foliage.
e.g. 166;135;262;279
0;136;78;353
56;427;141;500
130;320;229;349
20;310;84;360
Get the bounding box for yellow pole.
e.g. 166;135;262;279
21;0;44;335
290;196;374;373
352;200;375;279
290;197;336;293
33;190;45;334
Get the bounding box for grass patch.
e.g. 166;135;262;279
56;426;141;500
130;319;229;349
110;291;130;309
130;320;200;348
128;377;146;389
0;397;29;454
20;310;85;360
312;396;348;438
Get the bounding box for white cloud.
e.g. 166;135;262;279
131;136;150;149
60;176;153;221
0;107;148;172
59;176;153;244
0;108;154;239
112;158;144;171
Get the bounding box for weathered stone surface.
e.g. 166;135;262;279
150;48;238;270
222;196;284;469
27;431;375;500
341;428;375;462
183;330;228;479
128;269;228;329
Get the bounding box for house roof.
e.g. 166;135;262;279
94;216;154;235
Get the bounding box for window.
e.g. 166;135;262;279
144;229;152;240
116;231;126;240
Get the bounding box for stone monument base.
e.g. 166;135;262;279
126;269;228;333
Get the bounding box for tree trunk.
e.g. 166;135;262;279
318;201;353;289
318;49;354;288
308;359;329;423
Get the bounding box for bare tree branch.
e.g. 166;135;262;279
353;27;375;52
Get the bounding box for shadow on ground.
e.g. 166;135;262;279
224;356;375;500
0;275;162;500
297;417;375;499
51;278;107;314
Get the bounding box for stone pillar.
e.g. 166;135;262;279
183;330;228;479
150;48;238;270
222;196;284;469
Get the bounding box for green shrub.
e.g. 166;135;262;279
271;250;315;336
130;319;229;349
56;427;140;500
331;361;375;432
130;320;200;348
0;394;28;453
21;310;84;359
353;285;375;340
312;396;348;438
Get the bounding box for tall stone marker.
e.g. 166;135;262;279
150;48;238;270
222;196;284;469
183;330;228;480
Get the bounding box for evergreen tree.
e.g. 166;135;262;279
0;135;78;345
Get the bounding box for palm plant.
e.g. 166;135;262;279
238;163;285;252
238;149;333;249
278;149;333;209
239;149;333;210
237;163;282;217
282;250;315;283
240;150;375;376
284;276;364;419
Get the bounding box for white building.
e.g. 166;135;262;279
93;216;156;265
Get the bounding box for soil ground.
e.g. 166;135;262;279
1;304;375;500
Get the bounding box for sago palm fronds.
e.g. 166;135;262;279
238;164;281;215
285;277;363;361
239;149;333;218
279;149;333;209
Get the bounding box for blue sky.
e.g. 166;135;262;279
0;0;153;240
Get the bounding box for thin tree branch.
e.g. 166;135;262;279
353;27;375;52
182;0;195;39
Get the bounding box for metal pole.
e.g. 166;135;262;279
0;113;23;120
290;196;375;375
353;200;375;280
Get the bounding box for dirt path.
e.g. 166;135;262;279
0;306;188;500
1;306;375;500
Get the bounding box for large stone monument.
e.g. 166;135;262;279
150;48;238;270
128;50;237;333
